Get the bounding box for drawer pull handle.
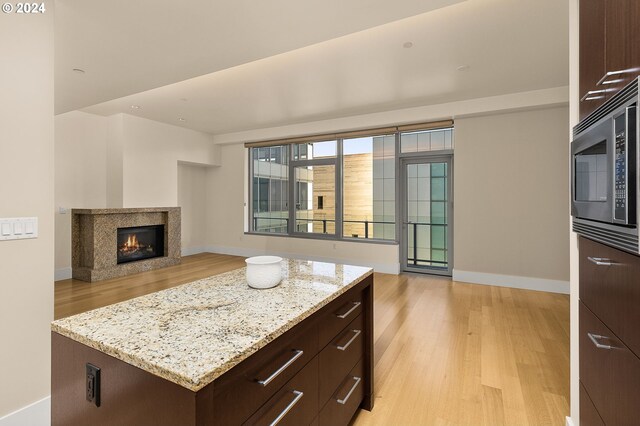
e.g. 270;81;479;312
596;68;640;86
269;390;304;426
587;256;614;266
579;89;608;102
337;376;362;405
337;329;362;351
257;350;304;386
336;301;361;319
588;333;612;350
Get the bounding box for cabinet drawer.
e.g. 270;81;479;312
319;291;363;349
579;302;640;426
245;356;319;426
318;358;364;426
580;382;605;426
212;323;319;425
319;313;363;406
579;237;640;357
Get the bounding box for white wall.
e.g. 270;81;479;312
453;106;570;289
55;111;109;272
178;163;209;253
122;114;220;207
0;4;54;421
54;113;219;275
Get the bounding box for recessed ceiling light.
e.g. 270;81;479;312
403;41;413;49
178;118;186;122
130;105;141;110
72;68;85;74
457;65;471;72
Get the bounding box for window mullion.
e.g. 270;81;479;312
336;139;343;240
288;144;295;235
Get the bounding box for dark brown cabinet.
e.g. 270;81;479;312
604;0;640;95
578;237;640;425
579;0;606;119
52;275;374;426
579;0;640;119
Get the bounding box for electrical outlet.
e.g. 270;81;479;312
86;363;101;407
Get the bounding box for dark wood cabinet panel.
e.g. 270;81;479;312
604;0;640;94
319;313;364;406
579;302;640;426
211;322;319;425
318;359;364;426
244;357;319;426
579;0;607;119
51;333;197;426
578;0;640;120
579;237;640;358
318;292;363;349
579;382;605;426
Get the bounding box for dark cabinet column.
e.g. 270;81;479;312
604;0;640;94
579;0;606;120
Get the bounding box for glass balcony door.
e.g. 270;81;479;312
400;156;453;275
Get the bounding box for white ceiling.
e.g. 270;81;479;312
55;0;464;114
61;0;569;135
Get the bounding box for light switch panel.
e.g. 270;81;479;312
0;218;38;241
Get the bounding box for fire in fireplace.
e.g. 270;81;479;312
117;225;165;264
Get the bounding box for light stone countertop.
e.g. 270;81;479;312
51;259;372;392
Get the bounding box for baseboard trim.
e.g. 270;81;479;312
565;416;575;426
181;245;209;256
452;269;570;294
205;245;400;274
54;267;72;282
0;396;50;426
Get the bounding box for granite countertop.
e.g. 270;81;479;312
51;259;372;392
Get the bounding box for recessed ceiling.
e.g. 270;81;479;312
67;0;568;135
55;0;465;114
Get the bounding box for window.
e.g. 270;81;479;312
400;128;453;153
250;145;289;234
248;122;452;242
294;165;336;234
342;135;395;240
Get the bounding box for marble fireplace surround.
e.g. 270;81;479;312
72;207;181;282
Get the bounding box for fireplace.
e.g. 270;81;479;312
117;225;165;264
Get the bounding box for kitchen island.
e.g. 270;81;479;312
51;259;374;425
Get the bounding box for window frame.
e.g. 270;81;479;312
247;126;454;245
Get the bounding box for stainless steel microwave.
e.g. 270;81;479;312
571;77;639;254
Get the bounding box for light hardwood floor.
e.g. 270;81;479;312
55;253;570;425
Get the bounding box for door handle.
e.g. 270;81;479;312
268;390;304;426
587;256;614;266
336;329;361;351
587;333;612;350
337;377;362;405
256;350;304;386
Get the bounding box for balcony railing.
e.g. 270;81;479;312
252;217;393;238
252;218;448;267
406;222;448;267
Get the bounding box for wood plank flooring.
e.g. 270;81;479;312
54;253;246;319
352;272;569;426
54;253;570;425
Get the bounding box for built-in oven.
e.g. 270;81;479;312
571;77;640;254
